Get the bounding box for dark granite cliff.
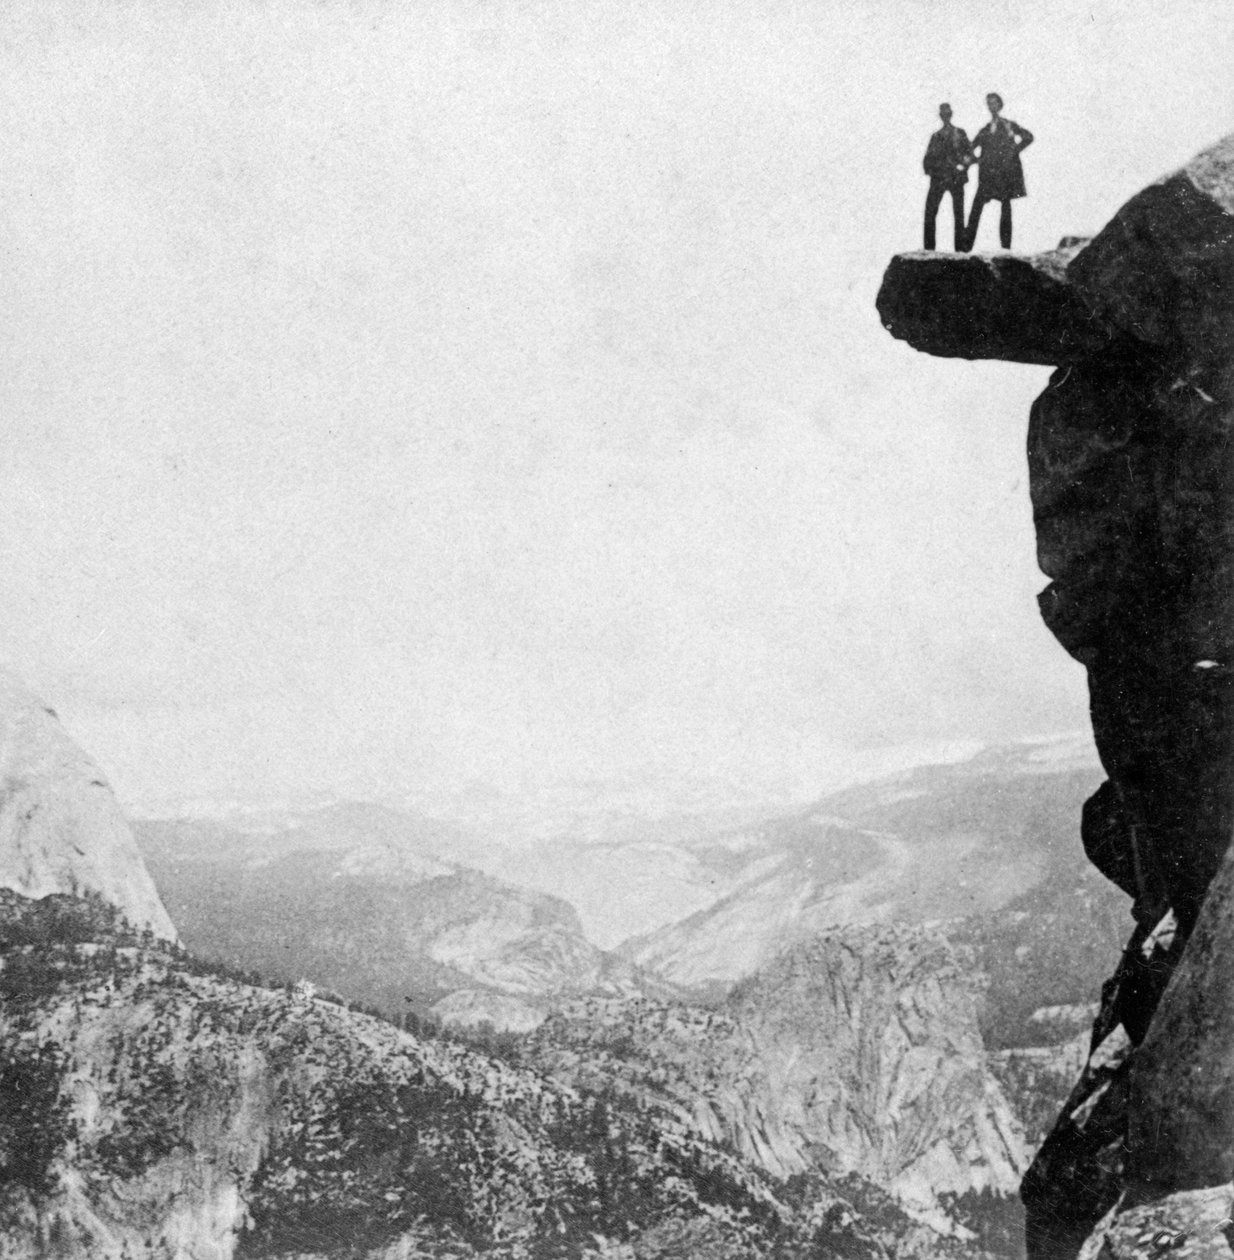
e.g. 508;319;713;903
878;135;1234;1258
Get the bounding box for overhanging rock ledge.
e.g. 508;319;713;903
875;242;1118;365
878;132;1234;1260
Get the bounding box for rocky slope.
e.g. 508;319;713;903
0;672;1099;1258
0;674;174;942
727;929;1026;1215
0;889;975;1260
531;923;1028;1231
949;858;1129;1051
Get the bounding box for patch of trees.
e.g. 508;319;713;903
0;1038;75;1197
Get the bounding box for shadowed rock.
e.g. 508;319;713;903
878;132;1234;1258
1071;133;1234;356
875;242;1111;365
1130;840;1234;1189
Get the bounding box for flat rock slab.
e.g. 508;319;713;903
876;244;1114;365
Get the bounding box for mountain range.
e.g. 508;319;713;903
621;737;1112;990
137;805;666;1029
0;678;1132;1256
136;735;1126;1030
1;891;859;1260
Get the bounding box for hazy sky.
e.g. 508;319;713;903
1;0;1231;811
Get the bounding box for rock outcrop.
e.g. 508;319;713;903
876;243;1111;364
534;923;1028;1229
727;927;1027;1218
879;134;1234;1257
429;987;547;1033
0;674;174;941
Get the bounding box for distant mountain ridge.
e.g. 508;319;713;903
0;690;1106;1256
134;737;1123;1039
619;739;1110;990
137;811;665;1027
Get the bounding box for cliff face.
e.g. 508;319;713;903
0;674;175;942
534;923;1027;1229
878;135;1234;1258
726;928;1027;1216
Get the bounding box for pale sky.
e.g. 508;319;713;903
1;0;1230;811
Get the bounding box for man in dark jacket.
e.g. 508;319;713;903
922;103;972;251
964;93;1033;250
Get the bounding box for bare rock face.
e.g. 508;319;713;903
878;133;1234;1258
534;923;1027;1230
1079;1186;1234;1260
1069;134;1234;354
726;927;1027;1217
0;674;175;941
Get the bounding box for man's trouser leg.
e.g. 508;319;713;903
923;181;944;250
949;185;965;252
1000;199;1013;248
965;192;989;251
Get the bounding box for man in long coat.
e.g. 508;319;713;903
964;93;1033;250
922;103;972;251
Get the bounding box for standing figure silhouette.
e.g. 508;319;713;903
922;103;972;251
964;93;1033;250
